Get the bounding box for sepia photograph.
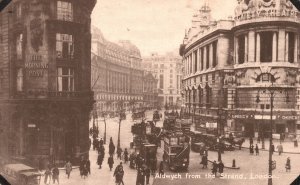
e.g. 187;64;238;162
0;0;300;185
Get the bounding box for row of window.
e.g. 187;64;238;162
16;33;74;60
184;41;218;76
237;31;297;64
13;1;73;21
16;67;74;92
186;86;213;105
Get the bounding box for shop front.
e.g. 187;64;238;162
228;110;298;138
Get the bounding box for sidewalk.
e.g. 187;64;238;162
241;138;300;154
40;144;155;185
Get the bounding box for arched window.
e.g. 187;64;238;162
256;73;275;83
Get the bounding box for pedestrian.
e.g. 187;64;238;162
114;162;124;185
257;136;261;143
218;161;224;177
249;144;254;155
86;159;91;175
285;157;291;172
79;157;85;178
129;153;136;169
255;144;259;155
204;149;208;156
159;161;164;175
117;147;123;160
150;158;157;175
44;166;52;184
97;153;104;169
93;138;98;151
136;167;144;185
123;148;129;163
52;165;59;184
135;153;142;168
82;163;88;179
200;154;208;169
109;139;116;157
65;161;72;179
145;167;151;185
99;138;104;147
277;143;283;155
89;138;92;150
250;137;253;145
108;155;114;171
293;137;298;147
211;161;217;177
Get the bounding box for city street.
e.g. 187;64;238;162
40;111;157;185
39;110;300;185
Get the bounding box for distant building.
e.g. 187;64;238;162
143;52;183;109
91;26;144;113
180;0;300;138
0;0;96;166
143;72;158;109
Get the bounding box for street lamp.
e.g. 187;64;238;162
255;84;290;185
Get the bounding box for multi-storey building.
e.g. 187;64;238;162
181;0;300;138
91;26;144;113
143;72;158;109
143;52;183;108
0;0;96;167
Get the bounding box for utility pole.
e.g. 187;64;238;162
268;91;274;185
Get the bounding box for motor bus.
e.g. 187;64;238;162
163;131;190;171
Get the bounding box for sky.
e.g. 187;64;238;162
91;0;237;57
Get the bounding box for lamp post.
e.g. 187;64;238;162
102;112;107;144
255;83;290;185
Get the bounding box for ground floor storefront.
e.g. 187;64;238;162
0;100;93;169
182;106;300;138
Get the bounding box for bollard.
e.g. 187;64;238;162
232;159;236;168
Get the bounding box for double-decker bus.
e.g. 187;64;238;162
163;131;190;171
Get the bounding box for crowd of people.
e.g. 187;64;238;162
91;135;157;185
43;161;73;184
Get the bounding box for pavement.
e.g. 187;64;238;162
39;111;156;185
242;137;300;154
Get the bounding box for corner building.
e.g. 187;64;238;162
91;26;144;113
181;0;300;138
0;0;96;167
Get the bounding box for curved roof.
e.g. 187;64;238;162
118;40;141;58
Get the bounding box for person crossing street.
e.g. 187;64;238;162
108;155;115;171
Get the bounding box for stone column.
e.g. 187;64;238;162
235;37;239;64
244;35;248;62
248;31;255;62
278;30;285;62
294;34;298;63
203;46;207;70
272;32;277;62
285;32;289;62
256;33;260;63
198;48;201;71
209;43;213;68
191;53;194;74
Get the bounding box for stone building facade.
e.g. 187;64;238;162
181;0;300;138
143;52;183;109
0;0;96;167
91;26;145;113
